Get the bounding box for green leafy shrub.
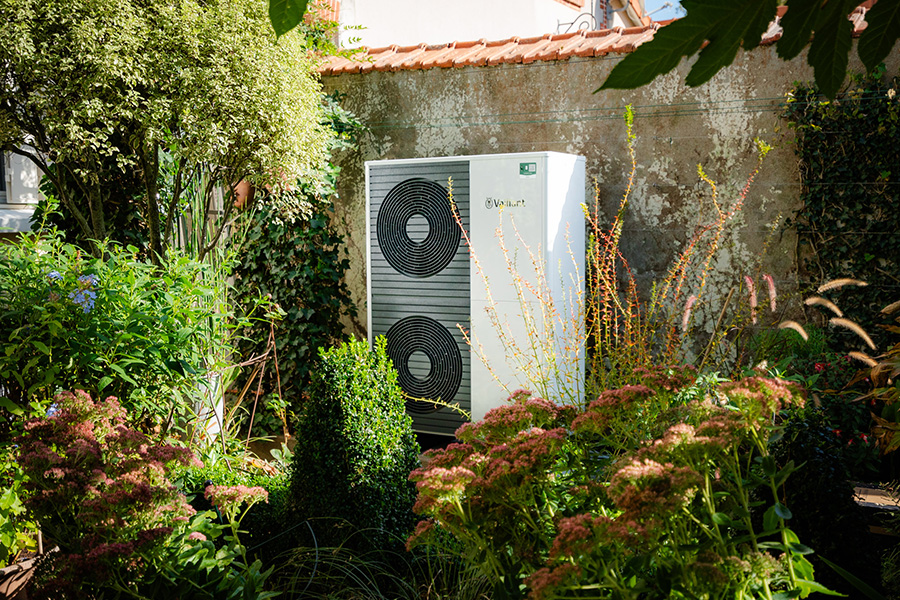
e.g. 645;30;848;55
288;337;420;550
748;325;881;478
771;407;880;595
0;443;36;568
410;376;832;600
175;461;293;564
17;390;277;599
233;200;355;431
0;231;235;428
0;229;250;436
783;69;900;351
232;92;361;436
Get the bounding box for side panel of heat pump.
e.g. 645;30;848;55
468;153;585;421
367;160;470;436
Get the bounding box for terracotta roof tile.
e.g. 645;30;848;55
320;9;870;75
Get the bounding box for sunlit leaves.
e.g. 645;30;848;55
599;0;900;99
858;0;900;73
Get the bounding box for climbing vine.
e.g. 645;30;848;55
231;93;362;431
783;68;900;350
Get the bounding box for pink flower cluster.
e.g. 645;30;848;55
572;384;655;434
204;485;269;510
457;390;560;448
639;414;743;462
608;458;701;520
720;376;804;417
16;390;200;590
632;365;698;391
414;466;476;495
525;563;581;600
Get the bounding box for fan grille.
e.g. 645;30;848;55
385;315;463;414
376;178;461;278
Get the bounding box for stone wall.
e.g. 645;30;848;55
322;45;899;337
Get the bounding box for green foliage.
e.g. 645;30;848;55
783;71;900;351
288;338;421;550
410;377;832;600
233;200;355;422
600;0;900;98
269;0;309;37
0;439;37;568
0;0;330;259
748;326;881;477
771;407;880;596
0;230;234;428
233;91;361;433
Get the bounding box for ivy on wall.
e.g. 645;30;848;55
783;69;900;350
233;197;356;411
232;93;363;426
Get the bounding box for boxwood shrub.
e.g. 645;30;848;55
289;337;420;550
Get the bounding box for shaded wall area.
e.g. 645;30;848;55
322;44;900;338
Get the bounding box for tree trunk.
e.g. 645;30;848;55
141;141;163;265
86;182;106;257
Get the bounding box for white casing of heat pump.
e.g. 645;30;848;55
366;151;585;434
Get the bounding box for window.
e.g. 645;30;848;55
0;153;7;203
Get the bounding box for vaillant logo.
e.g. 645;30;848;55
484;197;526;209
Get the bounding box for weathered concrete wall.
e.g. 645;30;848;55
322;45;900;337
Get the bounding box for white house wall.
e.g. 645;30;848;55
339;0;585;48
0;152;39;234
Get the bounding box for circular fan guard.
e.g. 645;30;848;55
376;178;460;278
385;316;463;414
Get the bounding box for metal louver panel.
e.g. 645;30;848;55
368;161;470;436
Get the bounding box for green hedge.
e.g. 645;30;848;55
289;337;420;550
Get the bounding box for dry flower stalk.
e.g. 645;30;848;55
817;278;868;293
803;296;843;317
778;320;809;341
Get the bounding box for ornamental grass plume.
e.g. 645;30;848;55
763;273;777;312
682;294;698;331
830;317;877;350
804;295;843;317
817;278;868;292
778;320;809;341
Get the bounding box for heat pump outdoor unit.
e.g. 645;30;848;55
366;152;585;437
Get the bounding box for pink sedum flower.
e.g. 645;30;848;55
204;485;268;510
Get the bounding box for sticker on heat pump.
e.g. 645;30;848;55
519;162;537;178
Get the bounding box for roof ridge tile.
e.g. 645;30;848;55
318;9;866;76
